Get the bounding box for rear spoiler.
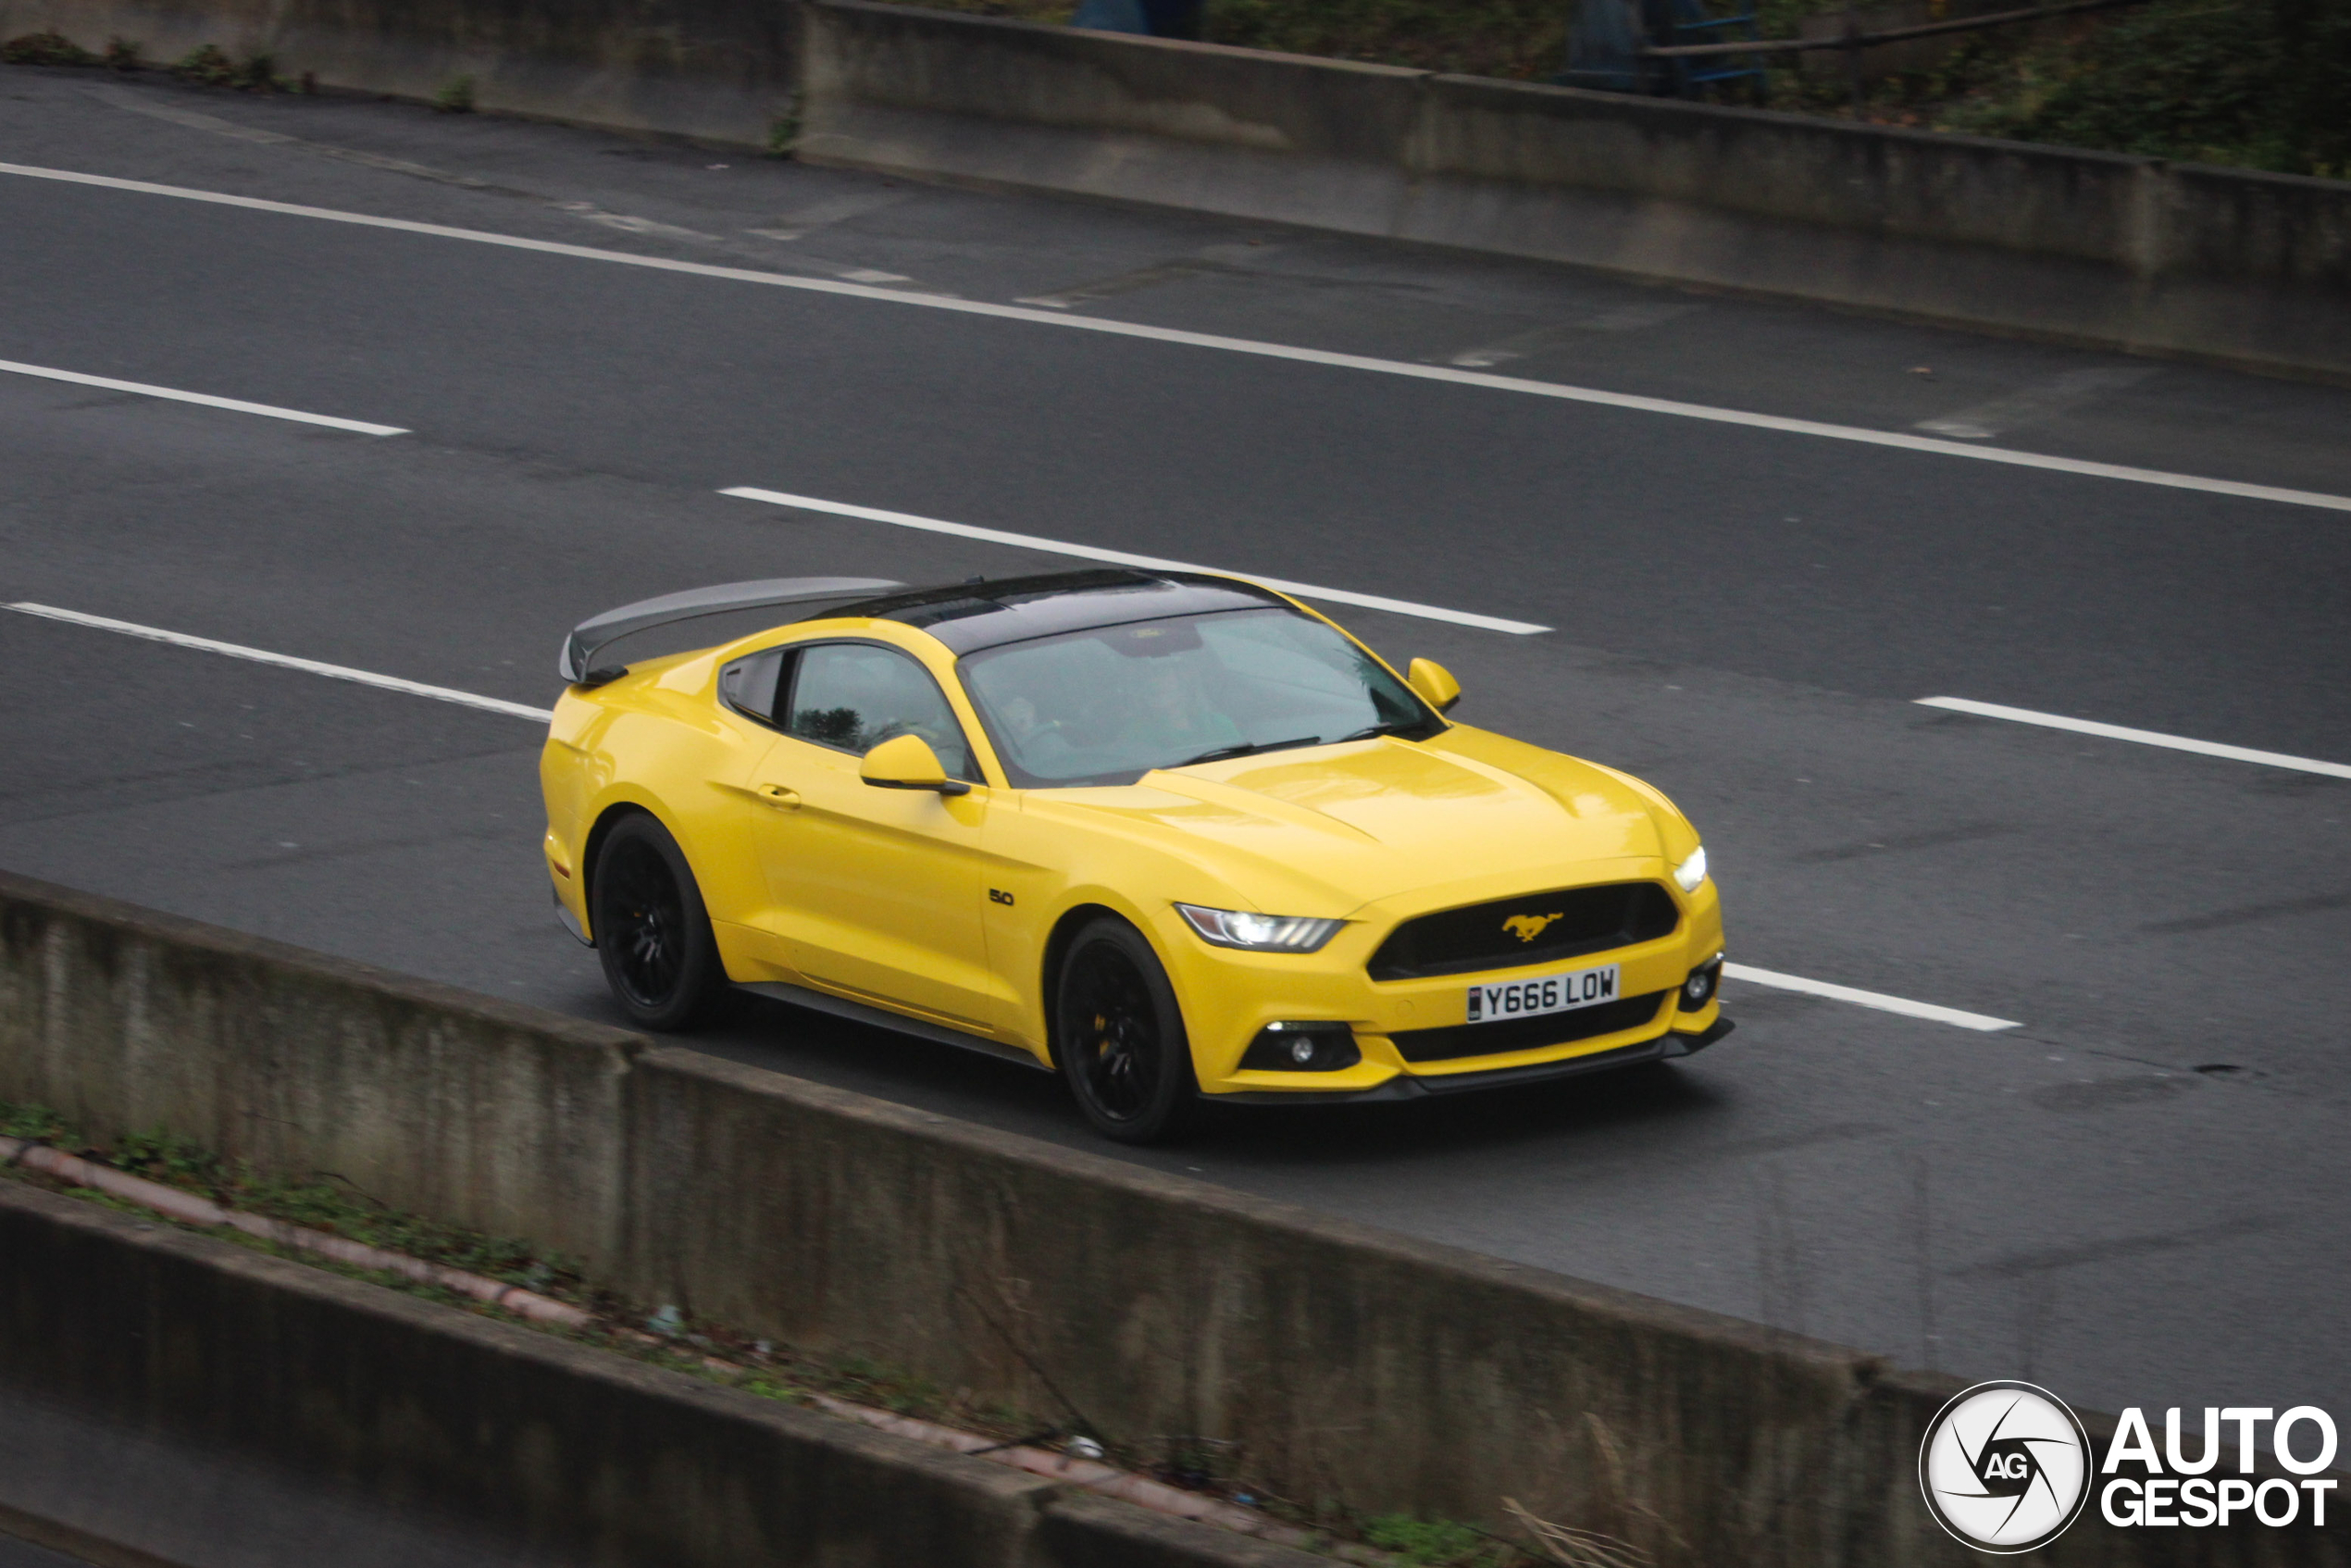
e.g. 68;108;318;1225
558;577;903;685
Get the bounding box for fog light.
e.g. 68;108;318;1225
1239;1021;1361;1073
1679;953;1724;1012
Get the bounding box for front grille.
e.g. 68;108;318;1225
1389;991;1670;1064
1367;882;1679;981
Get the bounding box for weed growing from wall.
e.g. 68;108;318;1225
0;30;94;65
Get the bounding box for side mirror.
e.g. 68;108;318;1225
860;734;971;796
1406;658;1462;714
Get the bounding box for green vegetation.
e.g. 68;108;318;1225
1363;1513;1513;1566
890;0;1565;77
886;0;2347;179
434;72;478;113
159;43;287;90
0;32;298;88
1769;0;2351;178
1202;0;1564;79
0;1101;69;1140
1;30;93;66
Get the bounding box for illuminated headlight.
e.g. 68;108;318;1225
1672;846;1709;893
1175;904;1343;953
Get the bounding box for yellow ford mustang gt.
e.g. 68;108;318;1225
541;569;1728;1142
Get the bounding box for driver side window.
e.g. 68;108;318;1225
786;643;977;781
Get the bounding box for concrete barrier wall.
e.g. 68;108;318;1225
792;0;2351;381
0;0;795;144
7;0;2346;375
0;1177;1312;1568
2;872;2342;1566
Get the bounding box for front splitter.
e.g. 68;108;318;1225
1211;1017;1733;1105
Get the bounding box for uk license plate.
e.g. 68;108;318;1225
1465;963;1621;1024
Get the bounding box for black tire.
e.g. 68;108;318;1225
591;813;725;1031
1053;917;1197;1144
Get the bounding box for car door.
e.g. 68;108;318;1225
742;639;1007;1032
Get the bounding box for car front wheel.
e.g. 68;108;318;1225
1054;916;1197;1144
591;813;724;1031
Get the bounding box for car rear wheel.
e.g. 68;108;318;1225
591;814;724;1031
1054;917;1197;1144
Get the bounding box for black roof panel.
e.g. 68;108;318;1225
818;569;1292;653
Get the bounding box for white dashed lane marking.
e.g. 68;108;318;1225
1723;963;2019;1032
0;357;406;435
1918;697;2351;780
3;604;549;720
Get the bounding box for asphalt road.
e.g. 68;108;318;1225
2;63;2347;1437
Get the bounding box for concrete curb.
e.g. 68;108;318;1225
0;1136;593;1328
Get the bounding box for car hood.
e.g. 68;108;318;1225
1027;728;1674;915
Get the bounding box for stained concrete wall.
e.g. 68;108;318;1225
793;0;2351;381
0;1177;1320;1568
0;0;796;143
2;871;2342;1566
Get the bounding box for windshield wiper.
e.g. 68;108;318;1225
1335;721;1417;743
1170;735;1325;768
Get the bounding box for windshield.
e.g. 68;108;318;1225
958;607;1439;788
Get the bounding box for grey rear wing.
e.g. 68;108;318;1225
558;577;903;684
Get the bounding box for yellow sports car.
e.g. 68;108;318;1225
541;570;1728;1142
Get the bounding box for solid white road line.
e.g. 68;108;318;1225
6;600;2021;1030
8;160;2350;516
721;486;1552;635
4;604;551;721
0;356;406;436
1917;696;2351;780
1723;962;2020;1031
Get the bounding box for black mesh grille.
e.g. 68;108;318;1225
1367;882;1680;981
1389;991;1670;1064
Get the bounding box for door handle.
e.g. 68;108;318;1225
756;783;802;811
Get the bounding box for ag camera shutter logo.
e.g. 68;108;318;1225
1920;1381;2093;1552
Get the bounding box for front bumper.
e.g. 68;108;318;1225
1161;868;1728;1098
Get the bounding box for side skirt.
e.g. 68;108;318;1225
734;980;1053;1072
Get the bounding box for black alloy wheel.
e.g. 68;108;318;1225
1054;917;1196;1144
591;814;724;1031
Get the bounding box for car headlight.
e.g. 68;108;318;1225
1672;846;1709;893
1175;904;1344;953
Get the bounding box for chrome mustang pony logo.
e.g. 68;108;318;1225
1502;913;1563;943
